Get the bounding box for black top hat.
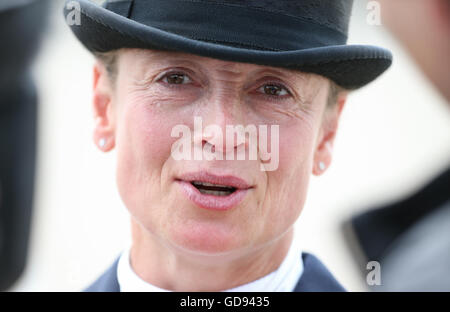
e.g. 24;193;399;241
64;0;392;89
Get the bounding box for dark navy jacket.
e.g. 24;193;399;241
85;252;345;292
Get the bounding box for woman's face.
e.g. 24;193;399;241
93;49;344;257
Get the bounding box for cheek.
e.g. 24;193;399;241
263;123;317;235
114;96;178;213
117;105;171;172
278;122;316;176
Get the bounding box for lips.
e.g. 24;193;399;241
175;171;253;211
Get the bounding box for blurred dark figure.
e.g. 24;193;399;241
343;0;450;291
0;0;48;291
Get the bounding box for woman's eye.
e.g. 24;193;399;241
258;84;289;97
162;73;192;85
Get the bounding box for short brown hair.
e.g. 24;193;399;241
327;80;345;107
94;51;119;83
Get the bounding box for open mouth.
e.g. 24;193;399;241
190;181;237;196
176;172;251;210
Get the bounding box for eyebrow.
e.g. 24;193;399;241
250;67;309;82
134;50;311;88
136;50;203;67
138;50;301;75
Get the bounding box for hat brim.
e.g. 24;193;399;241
65;0;392;89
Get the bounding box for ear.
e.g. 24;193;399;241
312;92;347;176
92;61;116;152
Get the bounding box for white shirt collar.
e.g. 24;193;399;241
117;235;303;292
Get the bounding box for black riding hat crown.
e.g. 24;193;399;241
64;0;392;89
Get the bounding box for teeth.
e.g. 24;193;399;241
190;181;236;196
198;189;233;196
192;181;235;190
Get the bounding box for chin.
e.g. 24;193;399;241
169;221;245;256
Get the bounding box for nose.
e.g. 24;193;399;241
195;92;249;156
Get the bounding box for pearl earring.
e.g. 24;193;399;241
318;162;326;171
99;138;106;148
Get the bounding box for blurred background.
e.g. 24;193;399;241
4;0;450;291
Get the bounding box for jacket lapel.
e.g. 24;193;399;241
84;257;120;292
294;252;346;292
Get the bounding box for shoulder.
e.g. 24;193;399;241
84;257;121;292
294;252;346;292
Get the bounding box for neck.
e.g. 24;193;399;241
129;219;294;291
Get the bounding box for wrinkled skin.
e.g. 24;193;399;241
92;49;346;291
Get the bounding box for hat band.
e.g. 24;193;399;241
106;0;348;51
